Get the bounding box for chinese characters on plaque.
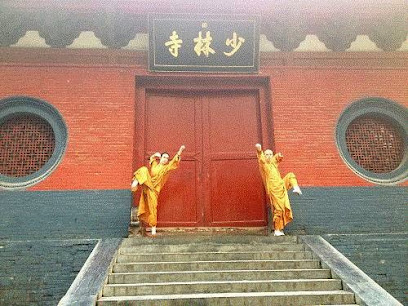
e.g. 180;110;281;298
149;14;260;72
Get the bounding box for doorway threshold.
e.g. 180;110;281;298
128;226;268;237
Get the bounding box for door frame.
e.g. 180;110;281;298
133;74;274;225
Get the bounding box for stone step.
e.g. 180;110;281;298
97;290;356;305
119;242;304;253
120;235;298;247
112;259;321;273
97;237;358;305
116;250;314;262
108;268;333;283
102;279;342;296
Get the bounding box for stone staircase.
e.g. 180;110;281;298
97;235;358;305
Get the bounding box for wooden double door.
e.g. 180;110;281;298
135;76;271;227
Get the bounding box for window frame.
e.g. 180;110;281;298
0;96;68;189
336;97;408;185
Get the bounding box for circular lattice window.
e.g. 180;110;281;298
336;98;407;185
345;116;404;174
0;97;68;189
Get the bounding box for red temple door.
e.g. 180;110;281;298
135;76;271;227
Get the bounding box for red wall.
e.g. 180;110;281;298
0;65;142;190
0;51;407;190
267;67;408;187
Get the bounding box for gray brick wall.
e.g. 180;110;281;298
285;187;407;235
0;187;406;304
0;189;130;305
0;239;96;306
323;233;408;305
0;190;131;240
285;187;407;304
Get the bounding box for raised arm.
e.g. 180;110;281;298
255;143;265;164
177;145;185;156
168;145;186;170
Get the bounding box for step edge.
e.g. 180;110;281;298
98;290;354;301
104;278;342;287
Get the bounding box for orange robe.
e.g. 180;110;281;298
133;154;180;227
257;151;298;230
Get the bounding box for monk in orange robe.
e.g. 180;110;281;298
255;143;302;236
131;145;185;236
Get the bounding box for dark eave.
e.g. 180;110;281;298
0;0;407;51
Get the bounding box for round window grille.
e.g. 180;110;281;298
0;96;68;189
336;98;407;185
0;114;56;177
345;115;404;174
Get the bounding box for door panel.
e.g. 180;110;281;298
146;92;197;154
157;161;199;226
145;92;201;226
210;159;265;225
204;92;266;226
141;88;267;227
207;92;261;154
